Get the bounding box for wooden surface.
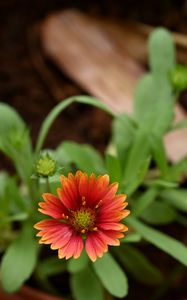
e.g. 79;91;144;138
41;10;187;162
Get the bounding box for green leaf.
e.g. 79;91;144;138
0;172;9;196
128;217;187;266
134;74;174;135
149;28;175;78
147;179;178;188
168;156;187;181
35;96;115;154
160;189;187;213
0;104;33;184
38;257;66;276
134;30;175;136
0;103;25;138
133;187;158;217
5;177;29;213
149;134;168;176
120;232;141;243
105;154;121;183
134;74;155;125
122;129;151;195
56;141;105;174
71;266;104;300
114;245;163;285
112;114;136;167
135;28;175;135
67;250;89;273
0;175;28;219
1;212;29;223
1;224;38;292
135;74;174;136
141;201;176;225
125;156;151;196
123;129;150;185
0;172;10;215
93;252;128;298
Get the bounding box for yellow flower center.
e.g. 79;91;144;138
70;207;96;234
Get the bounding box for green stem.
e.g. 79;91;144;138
35;95;115;155
46;177;51;193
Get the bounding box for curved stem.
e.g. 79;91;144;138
35;95;115;155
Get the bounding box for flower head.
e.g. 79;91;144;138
35;153;56;177
34;171;129;262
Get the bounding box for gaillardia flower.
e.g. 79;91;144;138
34;171;130;262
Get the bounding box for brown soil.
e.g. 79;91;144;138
1;1;187;300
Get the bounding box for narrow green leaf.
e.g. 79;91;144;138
0;172;8;196
133;187;158;217
67;250;89;273
147;179;178;188
160;189;187;213
1;212;29;223
93;252;128;298
0;172;9;215
105;154;121;183
134;74;155;125
124;129;150;181
120;232;141;243
0;103;25;137
114;245;163;285
153;80;174;135
36;96;115;154
128;217;187;266
56;141;105;174
5;178;29;213
71;266;104;300
141;201;176;225
112;114;136;167
0;103;33;184
134;73;174;135
125;156;151;196
1;224;38;292
168;156;187;181
149;134;168;176
149;28;175;78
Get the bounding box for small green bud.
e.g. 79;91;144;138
170;64;187;92
35;153;56;177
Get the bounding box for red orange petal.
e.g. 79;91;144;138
37;193;68;219
58;233;84;260
85;232;108;262
97;222;127;231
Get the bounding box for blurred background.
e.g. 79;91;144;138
1;2;187;300
0;0;187;167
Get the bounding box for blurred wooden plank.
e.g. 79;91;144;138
41;10;187;162
41;10;143;114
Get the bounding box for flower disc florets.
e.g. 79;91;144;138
70;206;96;234
34;171;130;261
